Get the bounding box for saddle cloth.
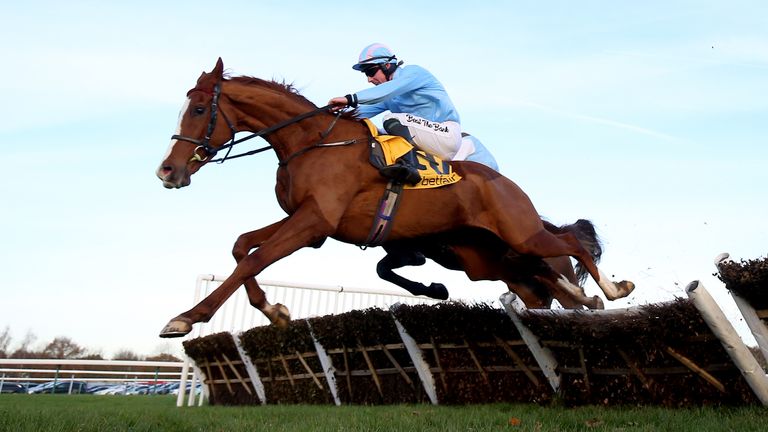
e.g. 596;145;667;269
363;119;461;189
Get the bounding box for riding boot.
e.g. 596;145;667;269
380;118;422;185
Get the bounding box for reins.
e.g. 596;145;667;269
172;81;354;165
210;103;341;164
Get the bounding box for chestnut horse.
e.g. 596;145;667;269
155;59;634;337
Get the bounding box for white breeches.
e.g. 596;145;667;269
384;113;463;160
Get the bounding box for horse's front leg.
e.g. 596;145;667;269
159;204;335;337
232;219;293;327
234;220;326;327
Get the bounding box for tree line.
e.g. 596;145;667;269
0;326;180;362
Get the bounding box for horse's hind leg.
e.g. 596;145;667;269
553;232;634;300
534;272;604;310
504;280;554;309
500;254;600;309
542;256;600;309
377;247;448;300
512;229;634;301
546;255;577;287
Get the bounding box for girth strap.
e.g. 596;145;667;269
360;181;405;248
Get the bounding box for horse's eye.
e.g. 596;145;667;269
193;106;206;115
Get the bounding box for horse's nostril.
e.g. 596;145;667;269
161;166;173;175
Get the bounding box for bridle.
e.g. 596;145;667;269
171;80;351;165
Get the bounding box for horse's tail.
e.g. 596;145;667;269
543;219;603;285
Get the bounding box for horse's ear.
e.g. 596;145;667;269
194;58;224;90
212;58;224;78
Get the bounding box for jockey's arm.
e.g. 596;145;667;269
353;67;428;105
354;101;389;119
326;96;387;120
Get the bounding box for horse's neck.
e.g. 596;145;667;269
229;91;304;137
228;85;367;161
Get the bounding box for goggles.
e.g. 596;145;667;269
362;66;380;77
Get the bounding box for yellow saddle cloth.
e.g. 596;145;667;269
363;119;461;189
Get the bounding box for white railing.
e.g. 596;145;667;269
177;275;444;406
0;359;186;394
189;276;444;336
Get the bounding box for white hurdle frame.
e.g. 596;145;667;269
176;275;442;407
715;253;768;364
687;280;768;405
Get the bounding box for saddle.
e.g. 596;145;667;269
361;119;463;247
363;119;461;189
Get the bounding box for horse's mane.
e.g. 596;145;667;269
225;75;358;120
227;75;316;107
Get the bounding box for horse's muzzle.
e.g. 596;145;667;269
156;164;191;189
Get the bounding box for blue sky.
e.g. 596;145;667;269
1;1;766;357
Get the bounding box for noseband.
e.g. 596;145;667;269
170;80;343;165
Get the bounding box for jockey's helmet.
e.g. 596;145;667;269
352;43;399;71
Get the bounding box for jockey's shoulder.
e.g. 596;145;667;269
399;64;430;75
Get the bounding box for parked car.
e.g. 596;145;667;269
143;383;170;394
25;382;51;393
125;385;150;395
93;385;128;395
28;381;88;394
0;382;26;394
171;382;202;396
156;382;180;394
85;385;113;394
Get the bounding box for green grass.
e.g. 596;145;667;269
0;395;765;431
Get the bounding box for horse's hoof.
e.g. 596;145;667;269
159;318;193;338
591;296;605;310
411;252;427;266
427;283;449;300
270;303;291;328
617;280;636;297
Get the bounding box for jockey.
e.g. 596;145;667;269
329;43;496;184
